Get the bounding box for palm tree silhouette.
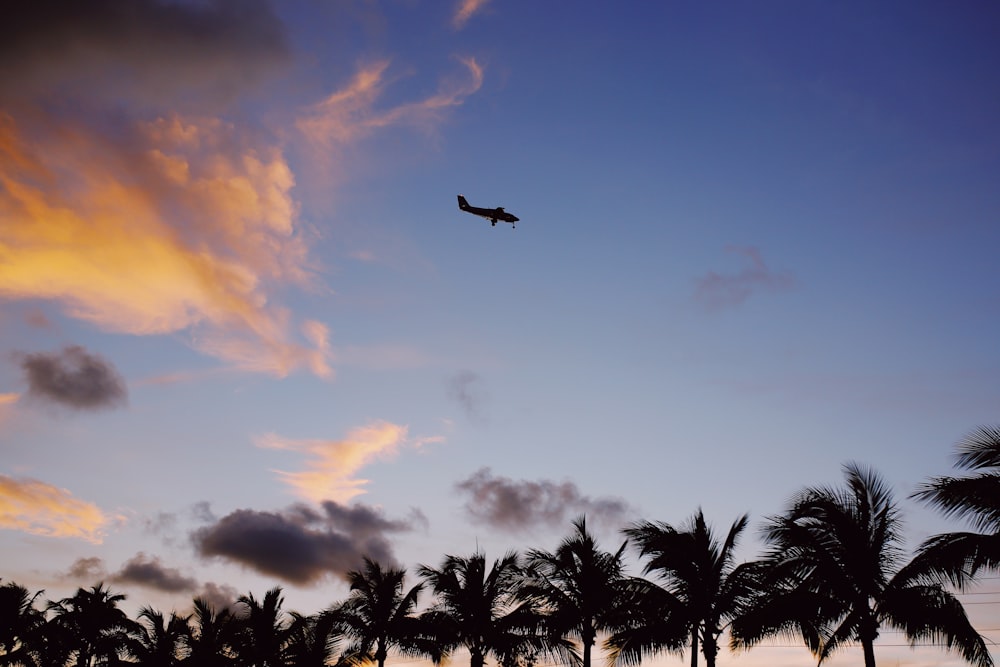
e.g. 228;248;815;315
46;583;139;667
232;587;293;667
418;550;544;667
730;463;992;667
520;517;631;667
0;580;47;667
284;610;343;667
911;425;1000;585
132;606;190;666
617;510;756;667
187;596;237;666
330;557;440;667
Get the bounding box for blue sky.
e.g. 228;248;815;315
1;1;998;665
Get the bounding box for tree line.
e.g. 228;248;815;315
2;426;999;667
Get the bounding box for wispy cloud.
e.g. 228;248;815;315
17;345;127;411
257;421;441;503
297;56;484;148
0;114;332;377
454;468;635;534
0;475;112;543
192;501;421;584
695;245;794;309
446;370;489;423
452;0;490;30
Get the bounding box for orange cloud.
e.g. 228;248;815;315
297;57;484;148
0;475;111;543
0;114;331;377
257;421;428;503
453;0;490;29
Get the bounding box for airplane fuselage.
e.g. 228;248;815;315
457;194;519;227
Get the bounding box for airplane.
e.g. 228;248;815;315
457;194;520;228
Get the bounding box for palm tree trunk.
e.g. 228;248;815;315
690;631;698;667
581;621;596;667
862;639;876;667
703;633;718;667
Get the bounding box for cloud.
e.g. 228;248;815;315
18;346;127;411
0;475;112;543
191;501;419;585
451;0;490;30
24;310;52;329
446;370;488;422
0;0;290;108
112;553;199;592
695;246;794;309
297;56;484;148
0;113;332;377
454;468;635;533
194;582;241;612
452;0;490;29
64;557;106;582
258;421;431;503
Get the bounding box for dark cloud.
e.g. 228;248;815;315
64;556;106;582
0;0;290;107
191;502;418;585
695;246;794;309
193;582;241;613
112;553;198;593
19;345;127;410
455;468;635;534
446;370;488;422
61;554;198;593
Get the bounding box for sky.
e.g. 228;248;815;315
1;1;999;665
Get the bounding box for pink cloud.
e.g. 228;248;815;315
0;113;332;377
452;0;491;29
0;475;113;543
257;421;441;503
297;57;484;148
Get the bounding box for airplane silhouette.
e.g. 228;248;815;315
457;194;519;228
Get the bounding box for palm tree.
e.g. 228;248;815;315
618;510;757;667
730;462;992;667
132;606;190;667
520;517;632;667
330;557;439;667
187;596;237;667
283;611;342;667
910;425;1000;585
232;588;293;667
0;580;47;667
418;550;543;667
46;583;139;667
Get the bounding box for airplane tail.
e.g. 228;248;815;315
457;194;469;210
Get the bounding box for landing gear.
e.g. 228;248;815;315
491;221;496;226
